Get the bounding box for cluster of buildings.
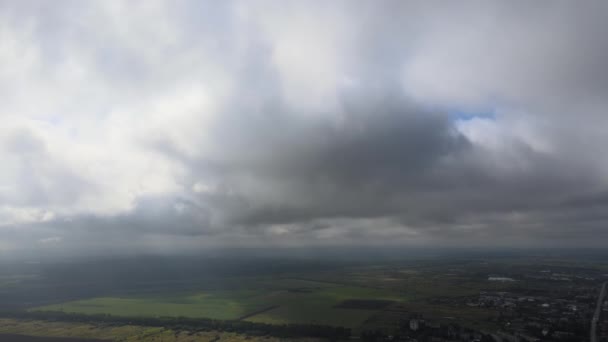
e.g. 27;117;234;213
461;270;606;341
361;317;494;342
476;290;590;340
361;266;608;342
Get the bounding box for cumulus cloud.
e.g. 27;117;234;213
1;1;608;255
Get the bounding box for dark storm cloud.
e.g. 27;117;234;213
147;73;606;246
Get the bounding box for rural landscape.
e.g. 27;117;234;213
1;249;608;341
3;0;608;341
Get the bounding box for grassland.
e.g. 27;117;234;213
36;290;267;321
33;278;409;330
11;255;605;340
25;259;548;334
0;318;322;342
245;286;405;328
30;263;519;332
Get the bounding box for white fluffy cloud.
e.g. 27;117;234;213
1;1;608;255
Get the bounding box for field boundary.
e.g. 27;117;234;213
238;305;279;320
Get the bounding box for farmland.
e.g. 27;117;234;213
18;254;576;334
35;290;269;321
34;278;409;329
3;250;608;341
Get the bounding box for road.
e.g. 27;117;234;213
591;281;607;342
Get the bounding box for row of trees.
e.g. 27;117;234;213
0;310;351;340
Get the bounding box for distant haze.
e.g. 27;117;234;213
2;1;608;256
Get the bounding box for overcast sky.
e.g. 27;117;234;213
1;1;608;256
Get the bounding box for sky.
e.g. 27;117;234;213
1;1;608;256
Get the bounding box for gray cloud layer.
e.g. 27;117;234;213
1;1;608;255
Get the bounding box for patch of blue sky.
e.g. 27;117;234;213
448;108;496;122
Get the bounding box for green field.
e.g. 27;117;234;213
33;278;409;329
246;286;404;328
36;290;267;320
